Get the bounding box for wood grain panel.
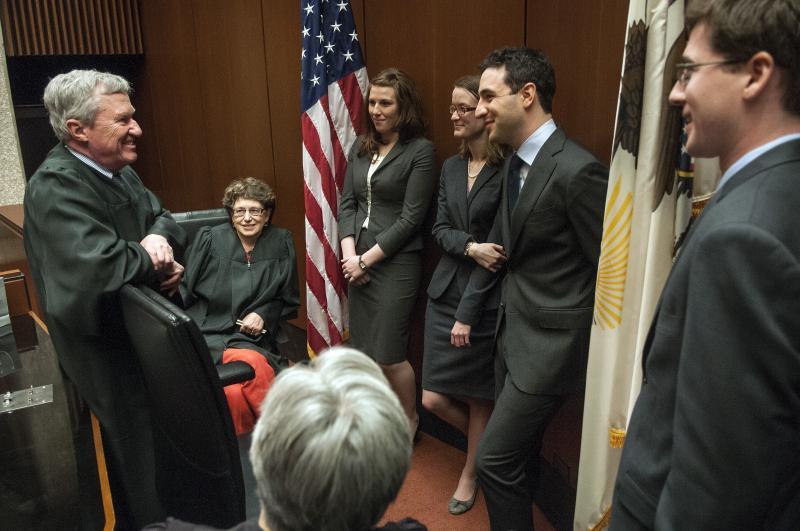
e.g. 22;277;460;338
429;0;526;160
0;0;143;55
362;0;435;142
526;0;626;163
262;0;306;328
137;0;210;211
191;0;275;204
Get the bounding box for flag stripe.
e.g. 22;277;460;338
301;0;367;354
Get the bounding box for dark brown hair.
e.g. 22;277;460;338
359;68;426;157
452;74;509;166
479;47;556;114
686;0;800;116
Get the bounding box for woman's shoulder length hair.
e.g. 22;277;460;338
359;67;427;157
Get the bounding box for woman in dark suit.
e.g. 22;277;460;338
338;68;435;435
421;75;508;515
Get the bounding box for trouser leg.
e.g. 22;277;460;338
222;349;275;436
477;371;563;531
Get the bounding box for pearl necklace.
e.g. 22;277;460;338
467;157;486;178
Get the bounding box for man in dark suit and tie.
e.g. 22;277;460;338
610;1;800;529
454;47;608;530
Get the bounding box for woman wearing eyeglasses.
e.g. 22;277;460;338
338;68;436;436
181;177;299;435
421;75;509;515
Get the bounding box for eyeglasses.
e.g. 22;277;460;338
674;59;744;86
232;207;266;219
449;104;477;117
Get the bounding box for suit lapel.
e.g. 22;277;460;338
371;140;408;179
642;139;800;369
509;129;565;251
468;163;498;205
453;158;470;229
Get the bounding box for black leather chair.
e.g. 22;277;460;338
172;208;229;247
119;284;253;528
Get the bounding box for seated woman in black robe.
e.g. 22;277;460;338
181;177;299;435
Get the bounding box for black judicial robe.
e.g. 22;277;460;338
23;144;187;528
181;223;299;367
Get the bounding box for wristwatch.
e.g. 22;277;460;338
464;241;474;257
358;256;369;271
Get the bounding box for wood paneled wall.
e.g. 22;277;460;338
133;0;627;334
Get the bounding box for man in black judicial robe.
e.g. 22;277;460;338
23;70;186;528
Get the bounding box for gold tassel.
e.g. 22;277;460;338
609;428;626;448
590;506;612;530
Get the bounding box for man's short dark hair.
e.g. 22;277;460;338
479;47;556;113
686;0;800;116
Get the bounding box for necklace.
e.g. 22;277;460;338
467;157;486;178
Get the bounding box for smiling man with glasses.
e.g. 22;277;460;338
611;1;800;529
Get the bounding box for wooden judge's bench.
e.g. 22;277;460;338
0;204;111;530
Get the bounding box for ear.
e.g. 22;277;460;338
519;82;538;110
742;51;776;102
66;118;89;142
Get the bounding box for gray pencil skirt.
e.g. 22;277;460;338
347;250;421;365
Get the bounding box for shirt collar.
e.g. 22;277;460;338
717;133;800;191
64;145;116;179
515;119;557;167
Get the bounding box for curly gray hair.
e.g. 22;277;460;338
43;69;131;142
250;347;411;531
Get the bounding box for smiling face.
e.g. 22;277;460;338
231;198;270;242
668;22;747;167
451;87;484;140
368;85;399;140
476;66;526;149
79;91;142;171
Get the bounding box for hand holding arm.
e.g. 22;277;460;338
468;242;507;272
159;261;184;295
140;233;175;272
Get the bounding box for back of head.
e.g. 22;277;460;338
686;0;800;116
250;347;411;531
43;69;131;142
479;47;556;114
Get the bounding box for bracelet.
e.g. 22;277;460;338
464;241;474;257
358;256;369;271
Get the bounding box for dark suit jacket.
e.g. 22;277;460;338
338;136;436;256
456;128;608;394
427;154;503;310
612;140;800;530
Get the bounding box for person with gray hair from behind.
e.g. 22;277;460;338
145;346;426;531
23;69;186;528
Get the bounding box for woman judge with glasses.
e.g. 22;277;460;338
338;68;436;436
421;75;508;515
181;177;299;436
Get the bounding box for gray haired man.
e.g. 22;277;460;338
24;69;186;528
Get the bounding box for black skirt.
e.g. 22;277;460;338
422;281;496;401
348;250;421;365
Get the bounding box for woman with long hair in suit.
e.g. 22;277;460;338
421;74;508;515
338;68;436;436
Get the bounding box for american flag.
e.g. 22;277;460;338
301;0;368;355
